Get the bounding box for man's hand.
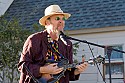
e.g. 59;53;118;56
40;63;63;75
74;57;88;75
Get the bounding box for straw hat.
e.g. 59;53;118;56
39;5;71;26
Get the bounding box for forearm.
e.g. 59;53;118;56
68;68;80;81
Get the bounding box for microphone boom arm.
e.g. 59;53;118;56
63;33;125;83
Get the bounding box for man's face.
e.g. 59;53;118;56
46;14;66;33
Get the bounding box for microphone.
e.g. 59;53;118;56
59;31;67;45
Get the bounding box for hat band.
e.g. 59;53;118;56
45;11;64;16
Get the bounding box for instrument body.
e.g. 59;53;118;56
38;55;105;83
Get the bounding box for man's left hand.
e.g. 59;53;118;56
74;57;88;75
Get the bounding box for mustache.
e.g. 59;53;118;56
57;23;64;29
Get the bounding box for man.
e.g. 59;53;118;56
18;5;88;83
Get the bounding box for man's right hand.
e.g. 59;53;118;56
40;63;63;75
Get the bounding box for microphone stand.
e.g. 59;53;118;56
64;35;125;83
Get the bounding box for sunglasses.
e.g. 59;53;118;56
55;17;67;21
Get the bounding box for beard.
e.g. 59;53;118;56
54;23;64;35
46;21;64;40
53;28;60;39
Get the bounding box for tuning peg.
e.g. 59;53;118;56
102;59;105;64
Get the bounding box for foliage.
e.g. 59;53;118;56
0;15;32;83
73;41;85;63
32;23;45;32
73;42;80;56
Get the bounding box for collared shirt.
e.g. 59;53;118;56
18;30;79;83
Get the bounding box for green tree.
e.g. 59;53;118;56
0;15;32;83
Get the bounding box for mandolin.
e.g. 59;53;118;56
38;55;105;83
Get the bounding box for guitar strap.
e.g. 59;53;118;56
23;64;41;83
